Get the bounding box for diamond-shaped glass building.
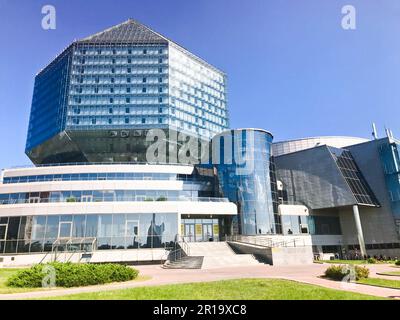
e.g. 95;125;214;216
26;19;229;164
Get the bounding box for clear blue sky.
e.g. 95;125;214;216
0;0;399;168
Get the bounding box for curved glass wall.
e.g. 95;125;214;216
3;172;194;184
0;214;178;254
212;129;278;235
0;189;228;205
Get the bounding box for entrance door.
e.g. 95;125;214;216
202;224;213;242
184;224;195;242
58;221;72;239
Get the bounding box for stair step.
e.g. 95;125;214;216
162;256;204;269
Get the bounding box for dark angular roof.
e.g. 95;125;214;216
77;19;168;44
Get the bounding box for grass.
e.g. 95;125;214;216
357;278;400;290
38;278;385;300
321;260;395;265
0;268;150;294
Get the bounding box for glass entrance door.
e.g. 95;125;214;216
202;224;213;241
184;224;195;242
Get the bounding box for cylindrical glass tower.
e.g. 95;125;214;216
212;129;278;235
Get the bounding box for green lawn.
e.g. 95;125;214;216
357;278;400;290
38;279;385;300
321;260;395;265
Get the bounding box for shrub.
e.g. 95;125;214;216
367;257;377;264
354;266;370;279
7;262;139;288
324;265;369;281
395;260;400;266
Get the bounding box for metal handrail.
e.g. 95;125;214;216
226;235;306;248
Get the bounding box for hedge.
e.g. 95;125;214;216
395;260;400;266
7;262;139;288
324;265;369;281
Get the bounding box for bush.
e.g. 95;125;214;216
324;265;369;281
7;262;139;288
367;257;377;264
395;260;400;266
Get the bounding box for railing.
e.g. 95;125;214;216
0;196;229;205
9;161;194;169
2;174;204;184
226;235;307;248
161;234;190;265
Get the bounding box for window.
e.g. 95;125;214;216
125;107;130;114
158;58;162;63
142;77;147;83
112;59;115;64
141;118;146;124
158;68;162;73
94;87;99;93
126;87;131;93
158;97;163;103
126;97;130;103
158;118;162;124
128;58;131;63
127;68;131;73
110;87;114;93
142;87;146;93
95;77;99;83
110;98;114;103
111;78;115;83
125;117;129;124
111;68;115;74
158;87;163;93
113;49;116;54
127;77;131;83
108;118;112;124
128;49;132;54
158;107;163;113
158;77;162;83
97;49;102;54
109;108;113;114
74;108;80;114
143;49;147;54
91;118;96;125
80;68;84;74
73;118;79;125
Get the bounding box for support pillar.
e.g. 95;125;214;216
352;205;366;257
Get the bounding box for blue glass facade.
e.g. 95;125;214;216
212;129;278;235
25;20;229;164
378;138;400;218
26;48;72;151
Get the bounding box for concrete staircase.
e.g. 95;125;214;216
186;242;261;269
162;256;204;269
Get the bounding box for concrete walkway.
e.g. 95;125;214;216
1;263;399;300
